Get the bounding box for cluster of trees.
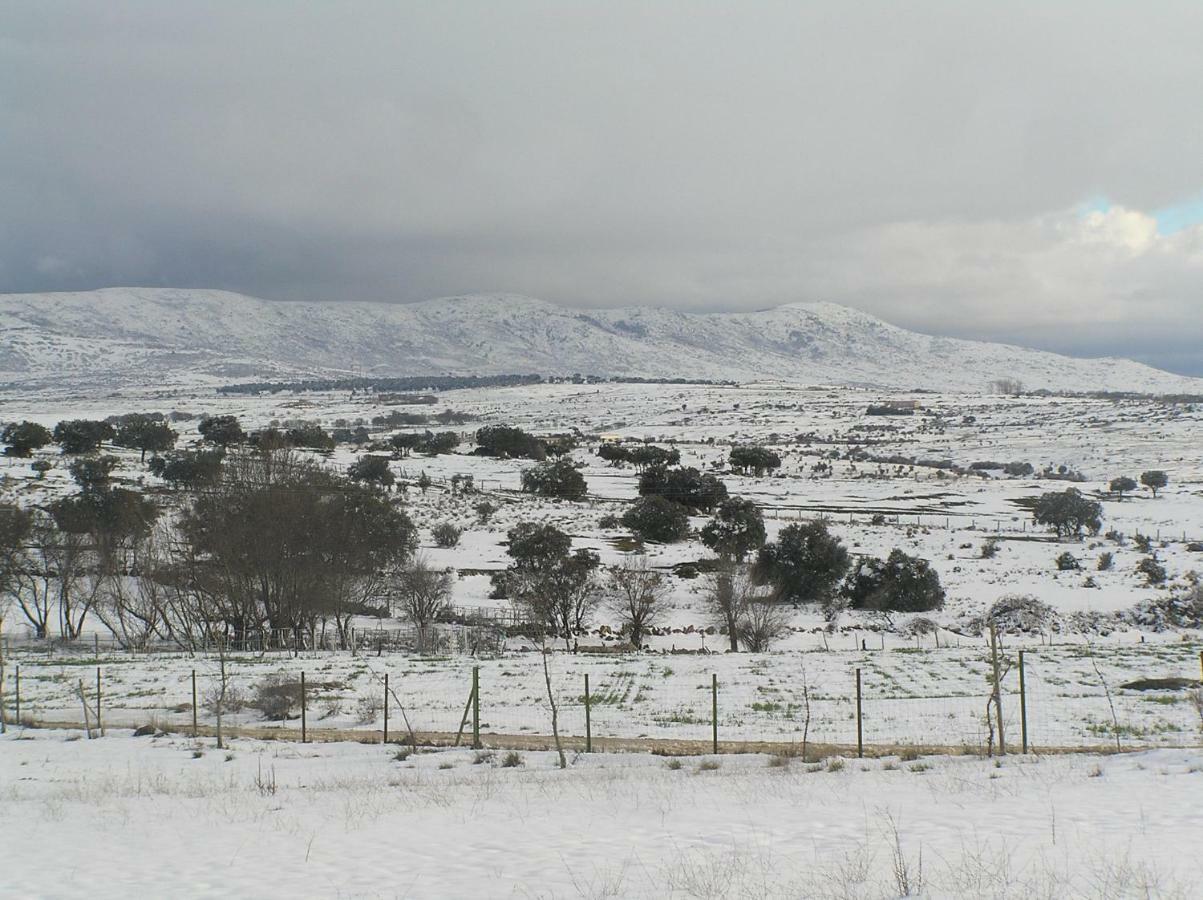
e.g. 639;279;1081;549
638;465;728;512
4;414;178;461
491;523;673;650
728;445;781;476
372;408;472;427
1110;470;1168;499
2;448;427;649
474;425;554;460
596;443;680;471
390;430;460;457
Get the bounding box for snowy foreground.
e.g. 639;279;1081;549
2;728;1201;899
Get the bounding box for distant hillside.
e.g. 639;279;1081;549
1;287;1199;393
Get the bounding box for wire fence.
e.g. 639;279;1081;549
4;640;1201;756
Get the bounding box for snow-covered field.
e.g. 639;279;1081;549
2;728;1201;898
3;380;1203;897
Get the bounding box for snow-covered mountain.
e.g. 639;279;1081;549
1;287;1198;393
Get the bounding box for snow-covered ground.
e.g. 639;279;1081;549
2;728;1201;898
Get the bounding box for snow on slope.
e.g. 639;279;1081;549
1;287;1199;393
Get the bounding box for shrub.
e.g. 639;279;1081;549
348;454;395;488
521;458;588;501
981;539;1000;559
843;549;944;613
621;495;691;543
500;751;524;768
1137;557;1167;585
1055;551;1080;571
431;522;462;548
474;501;498;524
754;520;850;605
598;513;620;529
253;674;304;721
1097;552;1114;571
700;497;766;561
355;693;383;724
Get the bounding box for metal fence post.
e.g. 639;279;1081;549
855;668;863;758
584;674;592;753
472;666;480;750
711;674;718;754
96;667;102;735
1019;650;1029;754
383;673;390;744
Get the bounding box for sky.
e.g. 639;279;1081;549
2;2;1202;375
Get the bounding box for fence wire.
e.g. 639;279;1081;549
3;641;1201;755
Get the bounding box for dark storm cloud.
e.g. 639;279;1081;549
2;2;1202;373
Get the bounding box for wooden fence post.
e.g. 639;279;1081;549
855;668;863;758
989;625;1006;755
472;666;480;750
584;673;592;753
191;669;198;738
300;671;307;743
383;673;389;744
1019;650;1029;754
711;674;718;754
14;664;20;724
96;667;102;736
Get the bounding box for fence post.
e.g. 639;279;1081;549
472;666;480;750
14;664;20;724
711;673;718;754
584;673;592;753
989;625;1006;755
191;669;198;738
96;667;102;736
855;668;863;758
383;673;390;744
300;671;307;743
1019;650;1029;754
94;633;99;661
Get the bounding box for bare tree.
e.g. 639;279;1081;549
606;556;669;649
393;554;452;651
204;642;236;749
701;563;761;651
92;524;173;650
8;514;100;641
540;637;567;769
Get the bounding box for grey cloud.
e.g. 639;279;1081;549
1;2;1202;373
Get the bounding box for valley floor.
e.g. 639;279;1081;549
2;728;1201;899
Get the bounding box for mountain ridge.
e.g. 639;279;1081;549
1;287;1198;394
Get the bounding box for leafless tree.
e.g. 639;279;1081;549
540;637;567;769
92;524;173;650
606;556;669;649
8;514;100;640
701;562;761;651
393;554;452;651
